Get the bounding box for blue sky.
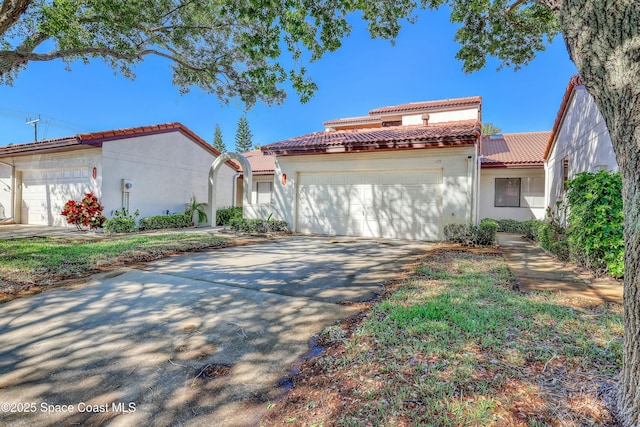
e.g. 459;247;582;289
0;8;577;150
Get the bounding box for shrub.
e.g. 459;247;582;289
477;219;498;245
537;220;570;261
493;218;528;234
184;196;208;225
103;208;139;233
229;218;288;233
521;219;543;241
444;220;496;246
443;224;473;244
216;206;243;226
60;192;106;230
139;213;191;231
565;171;624;277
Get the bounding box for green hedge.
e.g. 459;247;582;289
139;213;191;231
444;219;497;246
103;208;139;233
229;218;288;233
566;171;624;277
216;206;243;226
492;218;528;234
103;217;137;233
484;171;624;279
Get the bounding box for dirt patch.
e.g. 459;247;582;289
197;364;233;380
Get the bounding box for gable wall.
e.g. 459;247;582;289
545;87;617;207
101;131;235;219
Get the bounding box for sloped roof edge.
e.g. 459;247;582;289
543;75;583;161
0;123;239;170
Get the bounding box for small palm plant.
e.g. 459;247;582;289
185;196;208;226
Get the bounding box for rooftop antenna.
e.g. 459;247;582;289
25;115;41;141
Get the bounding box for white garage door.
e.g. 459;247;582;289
297;170;443;240
21;168;91;226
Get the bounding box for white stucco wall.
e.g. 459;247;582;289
0;163;12;220
273;147;476;238
235;174;278;220
545;87;618;208
101;131;236;220
479;168;546;221
401;108;478;126
235;175;274;205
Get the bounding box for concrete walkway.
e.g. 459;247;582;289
497;233;623;304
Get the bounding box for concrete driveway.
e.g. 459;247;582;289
0;236;430;426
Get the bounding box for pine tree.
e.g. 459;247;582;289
235;116;253;152
212;124;226;153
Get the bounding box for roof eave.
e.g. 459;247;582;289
481;162;544;169
263;137;478;156
0;138;93;158
544;75;583;161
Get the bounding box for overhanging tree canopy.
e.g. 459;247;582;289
1;0;431;106
2;0;640;425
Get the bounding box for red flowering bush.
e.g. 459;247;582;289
60;192;106;230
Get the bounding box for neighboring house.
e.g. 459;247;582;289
234;149;276;219
261;97;482;240
544;75;618;209
0;123;237;226
479;132;549;221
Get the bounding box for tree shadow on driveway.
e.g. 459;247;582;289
0;236;430;426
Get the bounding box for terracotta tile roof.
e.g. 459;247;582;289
0;123;239;170
262;120;481;155
238;149;275;175
481;131;550;168
368;96;482;115
0;136;84;157
544;74;583;160
323;115;382;128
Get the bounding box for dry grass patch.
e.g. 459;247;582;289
262;250;622;427
0;233;238;302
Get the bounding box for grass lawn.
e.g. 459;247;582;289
262;249;623;426
0;233;235;299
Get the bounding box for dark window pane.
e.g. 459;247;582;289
495;178;521;207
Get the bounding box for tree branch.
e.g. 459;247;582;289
0;0;32;35
0;46;208;72
505;0;528;16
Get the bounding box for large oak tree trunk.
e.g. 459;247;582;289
559;1;640;425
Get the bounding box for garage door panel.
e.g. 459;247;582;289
297;169;443;240
21;168;91;226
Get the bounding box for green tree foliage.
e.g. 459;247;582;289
0;0;433;106
235;116;253;153
566;171;624;278
481;123;502;135
212;124;226;153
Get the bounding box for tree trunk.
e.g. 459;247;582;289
559;1;640;425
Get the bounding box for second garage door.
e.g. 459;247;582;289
297;169;443;240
